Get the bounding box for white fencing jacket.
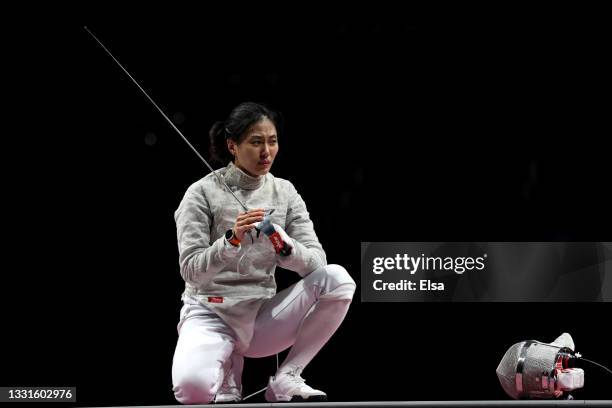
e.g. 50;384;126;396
174;161;327;352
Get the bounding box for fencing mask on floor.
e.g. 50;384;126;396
496;332;584;399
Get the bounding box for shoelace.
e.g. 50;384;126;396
283;368;312;389
286;373;306;384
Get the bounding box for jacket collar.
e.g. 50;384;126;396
223;161;266;190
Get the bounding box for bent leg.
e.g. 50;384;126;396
246;264;356;374
171;308;236;404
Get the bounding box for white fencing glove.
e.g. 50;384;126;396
255;216;293;256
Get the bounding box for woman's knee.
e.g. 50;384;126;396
319;264;356;300
172;337;232;404
173;368;219;404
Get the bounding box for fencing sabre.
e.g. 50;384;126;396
83;26;292;255
84;26;248;210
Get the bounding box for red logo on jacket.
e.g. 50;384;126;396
208;297;224;303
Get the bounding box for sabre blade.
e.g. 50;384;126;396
84;26;249;211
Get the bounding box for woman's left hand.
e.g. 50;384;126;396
256;218;294;256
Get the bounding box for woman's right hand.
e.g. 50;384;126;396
233;208;265;241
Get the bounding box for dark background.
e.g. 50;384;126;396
3;6;611;406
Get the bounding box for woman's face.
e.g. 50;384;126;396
227;117;278;177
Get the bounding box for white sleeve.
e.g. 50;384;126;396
174;187;240;286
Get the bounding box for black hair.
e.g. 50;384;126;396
208;102;283;166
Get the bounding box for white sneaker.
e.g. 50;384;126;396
213;383;241;404
264;368;327;402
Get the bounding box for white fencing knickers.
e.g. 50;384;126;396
171;263;356;404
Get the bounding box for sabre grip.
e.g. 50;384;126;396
256;216;292;257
